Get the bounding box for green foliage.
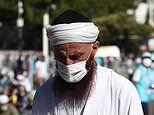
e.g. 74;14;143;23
24;0;54;25
0;0;17;10
93;12;154;54
90;0;135;17
127;39;140;55
0;0;17;25
0;0;153;51
0;0;135;26
93;12;153;40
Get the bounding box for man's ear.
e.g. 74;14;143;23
90;41;100;57
92;41;100;50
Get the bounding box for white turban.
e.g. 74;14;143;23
46;22;99;45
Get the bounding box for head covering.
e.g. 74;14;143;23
0;95;9;104
46;10;99;45
142;51;151;58
17;74;25;81
1;68;7;76
151;54;154;61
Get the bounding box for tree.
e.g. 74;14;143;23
0;0;17;26
93;12;154;54
0;0;152;51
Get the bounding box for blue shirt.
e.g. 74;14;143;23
134;65;152;102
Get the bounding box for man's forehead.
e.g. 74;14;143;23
53;42;92;49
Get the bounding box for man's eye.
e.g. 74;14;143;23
69;55;80;60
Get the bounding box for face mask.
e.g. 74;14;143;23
56;47;92;83
151;62;154;69
0;105;8;111
142;58;152;67
56;60;87;83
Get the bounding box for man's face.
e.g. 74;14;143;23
53;42;99;66
53;41;99;102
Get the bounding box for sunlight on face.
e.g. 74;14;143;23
53;43;93;65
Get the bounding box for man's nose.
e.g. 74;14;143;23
65;57;74;65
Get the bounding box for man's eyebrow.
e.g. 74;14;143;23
75;51;84;55
70;52;84;56
68;52;84;60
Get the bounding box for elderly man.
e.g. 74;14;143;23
32;10;143;115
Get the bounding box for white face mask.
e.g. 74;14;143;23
56;60;87;83
142;58;152;67
151;62;154;69
0;105;8;111
56;47;92;83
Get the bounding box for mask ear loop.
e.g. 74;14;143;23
86;44;94;60
49;58;57;76
50;58;56;67
86;44;94;71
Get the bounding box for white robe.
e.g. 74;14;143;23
32;65;143;115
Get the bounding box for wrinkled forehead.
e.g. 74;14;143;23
53;42;92;52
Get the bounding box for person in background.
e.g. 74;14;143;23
132;51;153;115
0;94;19;115
16;85;28;114
0;68;10;93
146;54;154;115
16;53;23;75
10;89;18;106
32;10;143;115
147;53;154;95
16;73;32;93
34;54;49;88
26;54;36;90
95;57;104;66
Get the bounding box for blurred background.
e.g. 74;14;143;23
0;0;154;115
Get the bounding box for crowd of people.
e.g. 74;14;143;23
0;51;52;115
1;49;154;115
95;51;154;115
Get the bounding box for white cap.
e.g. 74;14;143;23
142;52;151;58
0;95;9;104
151;54;154;61
1;68;7;76
17;74;25;81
